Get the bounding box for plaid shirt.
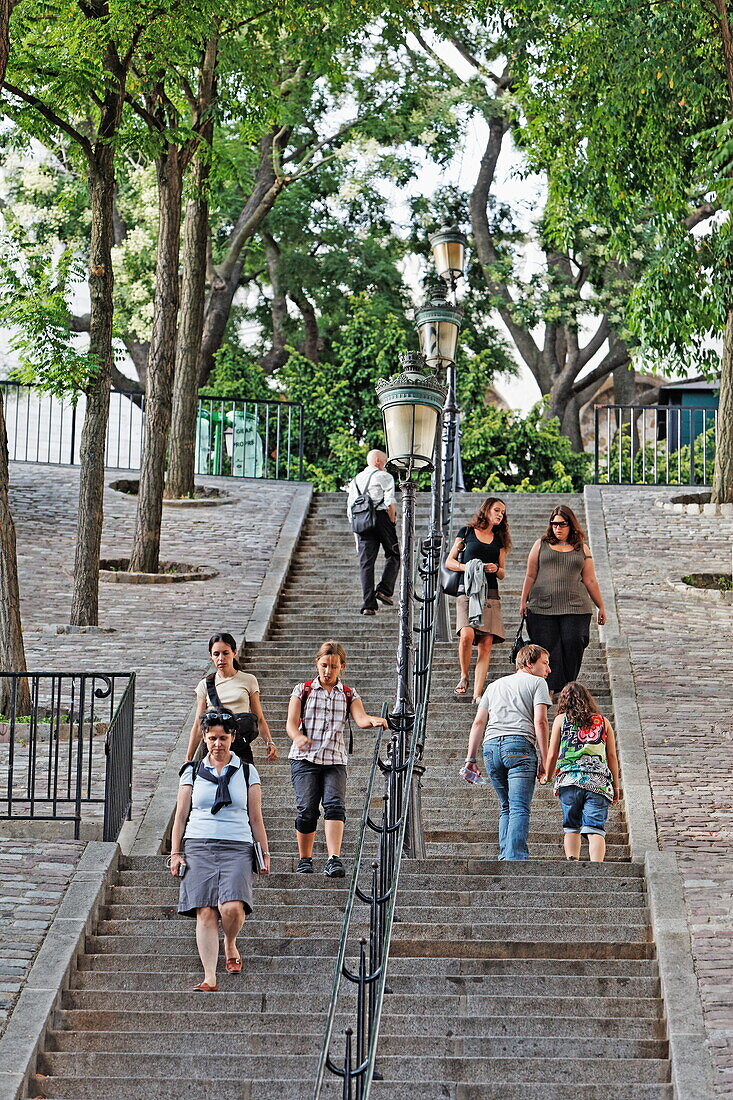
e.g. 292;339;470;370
288;679;361;765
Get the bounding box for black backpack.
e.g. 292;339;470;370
349;469;381;534
205;673;258;764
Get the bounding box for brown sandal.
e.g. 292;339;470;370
453;676;469;697
193;982;219;992
225;957;242;974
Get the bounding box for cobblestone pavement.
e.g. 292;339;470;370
600;486;733;1095
0;462;300;1034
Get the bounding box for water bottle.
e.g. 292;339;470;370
459;765;487;787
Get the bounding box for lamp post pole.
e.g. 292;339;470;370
377;353;446;860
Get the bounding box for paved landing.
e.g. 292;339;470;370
599;486;733;1096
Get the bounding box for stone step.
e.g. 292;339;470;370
70;971;660;1000
107;885;646;907
24;1078;674;1100
35;1051;671;1084
84;935;655;960
77;954;658;979
118;855;644;877
46;1029;667;1059
97;903;649;927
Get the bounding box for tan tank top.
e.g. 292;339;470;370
526;541;594;616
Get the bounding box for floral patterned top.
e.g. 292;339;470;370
553;714;614;802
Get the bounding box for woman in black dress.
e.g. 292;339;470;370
445;498;511;704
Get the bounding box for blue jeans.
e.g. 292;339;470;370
483;736;538;860
558;785;609;836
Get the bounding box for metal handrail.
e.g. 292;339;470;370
0;670;135;840
312;496;445;1098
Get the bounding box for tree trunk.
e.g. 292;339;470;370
166;37;217;500
70;157;115;625
0;388;30;715
712;309;733;502
165;167;208;499
0;0;15;90
129;144;183;572
197;131;287;387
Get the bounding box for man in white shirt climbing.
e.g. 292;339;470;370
346;449;400;616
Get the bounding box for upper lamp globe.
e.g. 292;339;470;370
428;225;468;287
415;282;463;369
376;352;447;474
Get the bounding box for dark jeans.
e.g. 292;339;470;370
526;610;591;694
291;759;347;834
356;510;400;612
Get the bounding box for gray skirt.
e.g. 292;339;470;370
178;839;254;917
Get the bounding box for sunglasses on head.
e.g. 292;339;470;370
201;708;235;728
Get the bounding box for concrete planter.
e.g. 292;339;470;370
109;478;232;506
0;720;109;744
656;492;733;517
99;558;218;584
666;573;733;601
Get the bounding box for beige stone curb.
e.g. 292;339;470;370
245;482;313;644
0;841;118;1100
584;485;716;1100
666;573;733;602
655;492;733;517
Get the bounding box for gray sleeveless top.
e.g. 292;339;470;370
526;541;594;616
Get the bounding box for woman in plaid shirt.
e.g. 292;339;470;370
287;640;388;878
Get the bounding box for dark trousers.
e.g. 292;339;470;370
291;760;347;834
356;511;400;612
526;610;591;694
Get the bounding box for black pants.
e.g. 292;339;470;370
356;511;400;612
525;610;591;694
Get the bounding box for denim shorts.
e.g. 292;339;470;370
557;785;610;836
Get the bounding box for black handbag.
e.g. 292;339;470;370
509;615;529;665
440;529;465;597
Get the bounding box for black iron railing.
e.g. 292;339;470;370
0;382;305;482
0;671;135;840
593;403;717;485
102;674;135;842
312;509;444;1099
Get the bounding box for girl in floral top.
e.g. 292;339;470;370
543;681;620;863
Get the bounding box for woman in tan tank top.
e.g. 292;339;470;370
519;506;606;695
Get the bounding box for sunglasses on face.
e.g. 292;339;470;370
551;520;569;527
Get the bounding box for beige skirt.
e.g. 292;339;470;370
455;596;505;642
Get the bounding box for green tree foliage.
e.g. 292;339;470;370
461;400;590;493
499;0;733;496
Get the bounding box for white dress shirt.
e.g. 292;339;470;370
346;465;396;519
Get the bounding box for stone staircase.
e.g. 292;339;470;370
27;492;672;1098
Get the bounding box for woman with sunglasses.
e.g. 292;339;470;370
519;505;606;696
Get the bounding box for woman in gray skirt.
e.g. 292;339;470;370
169;711;270;991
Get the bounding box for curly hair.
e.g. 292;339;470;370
469;497;512;552
556;681;600;728
542;505;586;550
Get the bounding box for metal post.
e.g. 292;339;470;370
391;473;415;719
436;361;459;642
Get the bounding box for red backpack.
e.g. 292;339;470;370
299;679;355;753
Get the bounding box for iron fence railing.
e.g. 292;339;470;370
0;671;135;841
102;674;135;842
313;499;444;1099
0;382;305;482
593;403;717;485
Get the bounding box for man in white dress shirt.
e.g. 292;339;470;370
346;450;400;616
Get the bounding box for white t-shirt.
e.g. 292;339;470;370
196;670;259;713
480;671;551;749
180;754;260;842
346;466;396;519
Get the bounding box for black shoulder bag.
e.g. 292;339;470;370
205;673;259;764
440;527;466;597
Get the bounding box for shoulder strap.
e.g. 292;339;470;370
342;685;354;754
205;673;222;710
242;761;250;789
356;468;379;494
299;680;315;735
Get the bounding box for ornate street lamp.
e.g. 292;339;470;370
428;225;468;290
376;352;447;476
415;283;463;371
